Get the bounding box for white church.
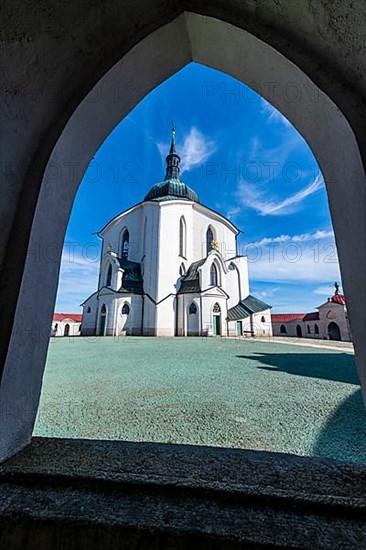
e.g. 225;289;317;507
81;127;272;338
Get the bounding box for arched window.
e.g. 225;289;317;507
106;264;112;287
179;263;186;277
122;303;130;315
206;227;214;255
307;324;311;334
179;216;186;257
314;324;319;334
64;323;70;336
99;304;107;336
87;306;91;313
210;263;218;286
121;229;129;258
189;302;197;315
228;262;236;271
261;316;266;323
213;302;221;313
280;324;287;334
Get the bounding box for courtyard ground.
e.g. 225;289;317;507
34;337;366;464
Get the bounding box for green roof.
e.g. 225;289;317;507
144;178;199;203
178;258;205;294
227;294;271;321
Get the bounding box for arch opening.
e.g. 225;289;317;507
1;12;366;463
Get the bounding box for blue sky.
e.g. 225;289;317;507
57;62;341;314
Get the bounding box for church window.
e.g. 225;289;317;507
189;302;197;315
179;216;186;257
179;263;186;277
213;302;221;313
206;227;214;255
280;324;287;334
228;262;236;271
210;263;218;286
261;316;266;323
106;264;112;287
307;324;311;334
315;324;319;334
87;306;91;313
121;229;129;258
122;303;130;315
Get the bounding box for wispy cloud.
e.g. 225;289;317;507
236;173;324;216
55;245;100;312
157;126;216;174
260;98;291;127
248;229;334;247
241;229;340;285
314;285;341;296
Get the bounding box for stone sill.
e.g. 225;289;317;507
0;438;365;548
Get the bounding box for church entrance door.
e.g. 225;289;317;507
236;321;242;336
328;321;341;341
212;303;221;336
99;304;107;336
213;315;221;336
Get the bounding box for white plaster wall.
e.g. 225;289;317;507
192;206;237;261
51;319;81;337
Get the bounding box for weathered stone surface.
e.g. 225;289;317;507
0;438;365;548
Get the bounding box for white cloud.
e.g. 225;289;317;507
314;284;341;296
55;245;100;312
260;98;291;127
248;229;334;248
157;126;216;174
241;231;341;284
237;173;324;216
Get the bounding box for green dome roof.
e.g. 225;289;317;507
144;178;199;202
144;124;199;203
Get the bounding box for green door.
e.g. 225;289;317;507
213;315;221;336
236;320;242;336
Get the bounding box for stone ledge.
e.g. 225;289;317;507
0;438;365;549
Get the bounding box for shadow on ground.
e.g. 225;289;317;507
313;389;366;462
237;351;365;463
237;352;359;385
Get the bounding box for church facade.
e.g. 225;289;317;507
81;129;272;338
271;284;352;342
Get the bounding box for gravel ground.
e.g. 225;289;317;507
34;337;366;464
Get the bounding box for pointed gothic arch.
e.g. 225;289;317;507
206;226;215;255
179;216;187;258
210;262;220;287
2;10;366;463
106;264;112;287
121;228;129;258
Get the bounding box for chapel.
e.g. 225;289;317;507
81;127;272;337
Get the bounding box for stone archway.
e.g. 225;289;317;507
1;11;366;462
328;322;341;341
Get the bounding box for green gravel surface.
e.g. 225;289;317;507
34;337;366;463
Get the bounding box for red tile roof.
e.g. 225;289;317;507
303;312;319;321
331;294;346;305
53;313;82;322
271;313;306;323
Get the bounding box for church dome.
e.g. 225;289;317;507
144;178;199;202
144;125;200;203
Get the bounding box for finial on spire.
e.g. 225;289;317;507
334;281;340;295
165;122;180;179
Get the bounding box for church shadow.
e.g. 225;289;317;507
236;352;359;385
312;388;366;463
236;351;365;463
